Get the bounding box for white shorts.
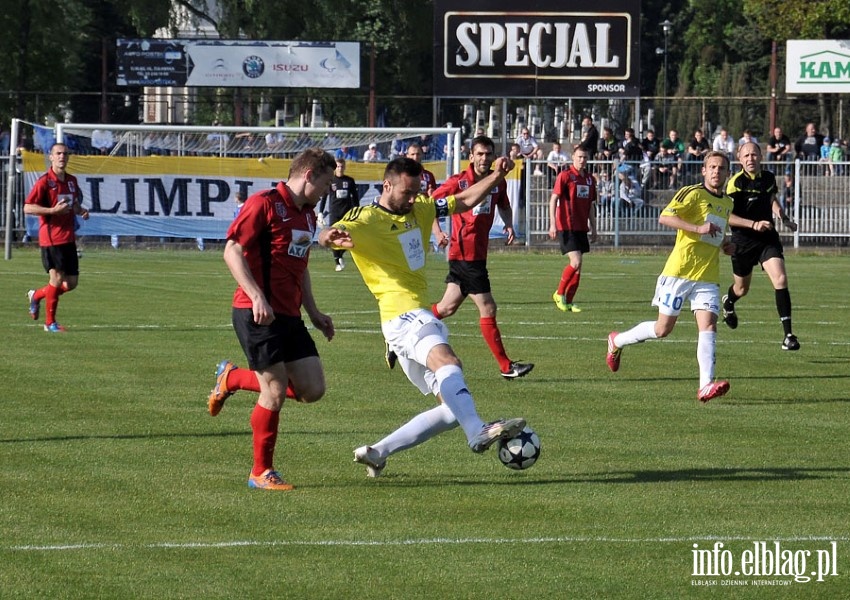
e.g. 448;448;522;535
381;309;449;396
651;276;720;316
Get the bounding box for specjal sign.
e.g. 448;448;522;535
786;40;850;93
433;0;640;98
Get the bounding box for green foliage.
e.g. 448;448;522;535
0;248;848;597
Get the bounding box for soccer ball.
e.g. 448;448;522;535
497;426;540;470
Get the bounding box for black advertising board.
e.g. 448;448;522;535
434;0;640;98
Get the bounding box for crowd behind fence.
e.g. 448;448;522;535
3;151;850;251
521;158;850;249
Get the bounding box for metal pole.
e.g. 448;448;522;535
4;118;19;260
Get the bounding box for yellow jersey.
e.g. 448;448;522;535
333;195;456;322
659;184;733;283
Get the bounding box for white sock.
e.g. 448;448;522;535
435;365;484;441
615;321;658;347
697;331;716;388
372;404;458;458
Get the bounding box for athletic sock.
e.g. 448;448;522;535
565;270;581;304
614;321;658;348
775;288;793;336
32;286;48;303
372;404;457;459
696;331;717;388
480;316;511;372
557;265;576;296
434;364;484;441
725;286;739;307
45;284;60;324
431;303;443;319
229;367;261;392
250;404;280;476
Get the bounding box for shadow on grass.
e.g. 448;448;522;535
0;431;249;444
343;466;850;488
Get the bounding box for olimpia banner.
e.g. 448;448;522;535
22;152;523;240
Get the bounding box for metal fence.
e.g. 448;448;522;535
522;159;850;249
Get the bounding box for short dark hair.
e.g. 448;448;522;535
470;135;495;152
384;157;423;180
290;147;336;178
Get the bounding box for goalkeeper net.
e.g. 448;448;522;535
5;121;460;252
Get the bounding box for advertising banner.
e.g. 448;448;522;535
117;39;360;88
433;0;640;98
786;40;850;93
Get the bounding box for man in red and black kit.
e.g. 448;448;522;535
25;143;89;333
548;146;598;313
206;148;346;491
429;135;534;380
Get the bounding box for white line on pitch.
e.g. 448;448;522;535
10;534;849;552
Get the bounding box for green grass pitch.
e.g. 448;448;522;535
1;246;848;598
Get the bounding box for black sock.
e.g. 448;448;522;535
725;286;739;308
776;288;793;336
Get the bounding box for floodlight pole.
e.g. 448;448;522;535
661;20;672;136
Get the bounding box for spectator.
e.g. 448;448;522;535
829;138;844;176
92;129;115;155
712;129;735;163
546;141;568;184
819;136;833;176
766;127;792;165
659;129;685;189
335;145;358;161
389;136;406;159
738;129;758;147
362;143;383;163
619;128;644;165
596;169;614;208
794;122;823;161
687;129;710;181
578;116;599;158
515;127;543;174
616;163;644;210
640;129;661;187
597;127;618;165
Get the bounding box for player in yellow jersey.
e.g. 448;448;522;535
317;156;526;477
605;151;741;403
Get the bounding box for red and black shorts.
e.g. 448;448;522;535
232;308;318;371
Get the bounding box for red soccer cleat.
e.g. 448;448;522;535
698;380;730;403
606;332;621;372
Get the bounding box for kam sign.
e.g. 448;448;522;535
433;0;639;98
786;40;850;93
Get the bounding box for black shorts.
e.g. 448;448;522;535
232;308;318;371
445;260;491;296
558;231;590;255
41;243;79;276
730;234;784;278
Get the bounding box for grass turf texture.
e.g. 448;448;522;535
1;246;848;598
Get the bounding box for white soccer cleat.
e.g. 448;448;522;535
469;418;526;453
353;445;386;478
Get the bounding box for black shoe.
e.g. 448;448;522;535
721;295;738;329
782;334;800;351
384;342;397;369
501;362;534;379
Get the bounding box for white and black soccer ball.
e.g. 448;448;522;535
497;426;540;470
